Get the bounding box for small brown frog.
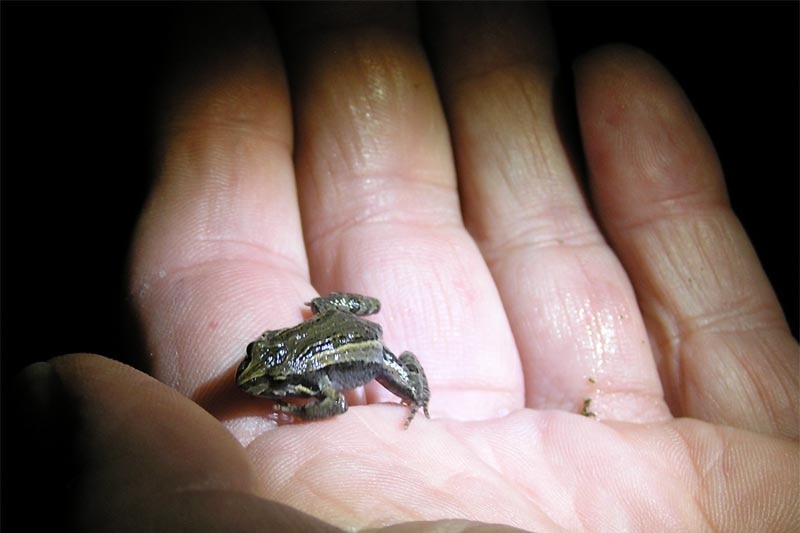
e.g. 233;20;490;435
236;293;430;428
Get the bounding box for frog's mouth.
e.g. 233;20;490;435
236;355;268;387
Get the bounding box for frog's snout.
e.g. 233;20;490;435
236;352;251;379
236;351;265;386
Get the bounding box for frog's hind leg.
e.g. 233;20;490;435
306;293;381;316
376;349;431;428
277;386;348;420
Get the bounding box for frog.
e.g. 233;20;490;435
236;292;430;428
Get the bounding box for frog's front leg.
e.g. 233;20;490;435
276;385;348;420
306;292;381;316
376;349;431;428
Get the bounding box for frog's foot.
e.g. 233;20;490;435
277;387;348;420
400;351;431;428
403;402;431;429
306;293;381;316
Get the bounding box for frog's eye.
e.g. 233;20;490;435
246;340;268;358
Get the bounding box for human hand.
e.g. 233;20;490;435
21;4;798;531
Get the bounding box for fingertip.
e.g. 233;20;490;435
573;43;725;223
573;43;701;132
574;44;674;93
574;43;656;67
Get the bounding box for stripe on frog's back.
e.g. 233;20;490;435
294;338;386;373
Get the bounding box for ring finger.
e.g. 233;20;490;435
427;3;670;423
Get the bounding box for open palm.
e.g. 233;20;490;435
48;4;796;532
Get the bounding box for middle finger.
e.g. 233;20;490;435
277;4;525;422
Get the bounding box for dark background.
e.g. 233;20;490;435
2;3;797;395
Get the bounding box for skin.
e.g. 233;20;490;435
14;4;798;532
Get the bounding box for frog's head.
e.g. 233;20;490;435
235;337;289;397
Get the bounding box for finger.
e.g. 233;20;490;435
427;4;670;422
128;5;310;437
13;355;344;532
277;4;524;421
575;45;799;438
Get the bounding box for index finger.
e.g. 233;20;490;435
128;5;311;439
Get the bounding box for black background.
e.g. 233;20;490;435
1;3;797;401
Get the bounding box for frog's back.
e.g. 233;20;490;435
277;310;384;374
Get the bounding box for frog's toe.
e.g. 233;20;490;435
403;401;431;428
